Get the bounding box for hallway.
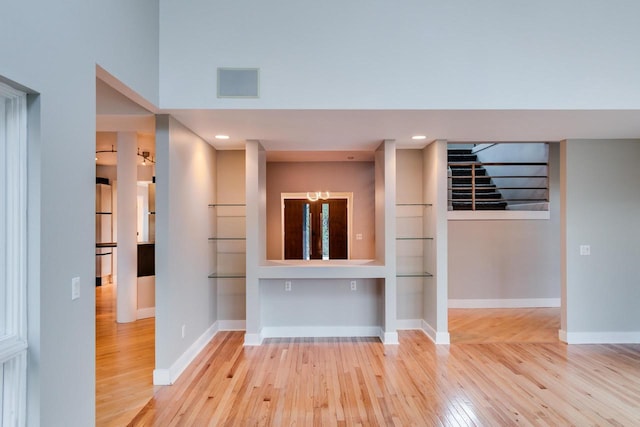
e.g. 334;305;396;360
96;283;155;426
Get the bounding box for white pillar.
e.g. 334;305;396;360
116;132;138;323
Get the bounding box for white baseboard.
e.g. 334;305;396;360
244;332;263;346
218;319;246;331
449;298;561;309
261;326;383;340
421;320;450;344
558;329;567;343
559;330;640;344
137;307;155;319
396;319;423;330
397;319;450;344
153;321;220;385
382;331;399;345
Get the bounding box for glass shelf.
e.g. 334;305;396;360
396;237;434;240
96;242;117;248
208;203;246;207
396;272;434;278
208;273;246;279
395;203;433;207
208;237;246;241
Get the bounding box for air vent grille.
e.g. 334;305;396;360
217;68;259;98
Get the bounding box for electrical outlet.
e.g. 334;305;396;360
285;281;292;291
350;280;357;291
181;325;186;338
71;277;80;300
580;245;591;256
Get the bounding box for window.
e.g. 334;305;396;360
283;197;348;260
0;80;28;426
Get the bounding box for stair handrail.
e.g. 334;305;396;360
448;160;549;211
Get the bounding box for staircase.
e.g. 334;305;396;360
448;148;507;210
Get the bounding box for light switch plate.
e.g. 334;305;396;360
579;245;591;256
71;277;80;300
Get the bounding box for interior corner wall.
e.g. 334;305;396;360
155;115;217;370
216;150;246;321
448;143;561;303
562;139;640;339
265;161;376;260
1;1;159;424
396;150;424;320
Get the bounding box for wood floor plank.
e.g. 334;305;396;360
96;283;155;427
131;308;640;426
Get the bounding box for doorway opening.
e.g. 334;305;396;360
95;74;156;425
281;193;352;260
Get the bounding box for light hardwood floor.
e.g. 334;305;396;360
96;283;155;427
449;307;561;344
129;308;640;426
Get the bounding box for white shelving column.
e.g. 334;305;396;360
244;140;267;345
116;132;138;323
422;139;450;344
376;140;398;344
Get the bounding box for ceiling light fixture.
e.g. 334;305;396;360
215;135;230;140
94;146;156;165
307;191;330;202
412;135;427;140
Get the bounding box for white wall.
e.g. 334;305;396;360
448;143;561;305
1;1;158;424
159;1;640;109
260;279;382;329
561;139;640;342
155;116;217;374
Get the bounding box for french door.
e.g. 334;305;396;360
284;198;348;260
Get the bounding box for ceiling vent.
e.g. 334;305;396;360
217;68;259;98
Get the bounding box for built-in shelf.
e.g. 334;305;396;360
208;202;246;280
208;237;246;241
396;237;434;240
96;242;117;248
396;272;433;278
208;273;246;279
396;201;434;281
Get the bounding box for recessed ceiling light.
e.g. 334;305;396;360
412;135;427;140
215;135;230;140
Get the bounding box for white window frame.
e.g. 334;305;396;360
0;81;28;427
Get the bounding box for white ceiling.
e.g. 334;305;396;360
166;108;640;152
97;78;640;160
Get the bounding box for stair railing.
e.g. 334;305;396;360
448;161;549;211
